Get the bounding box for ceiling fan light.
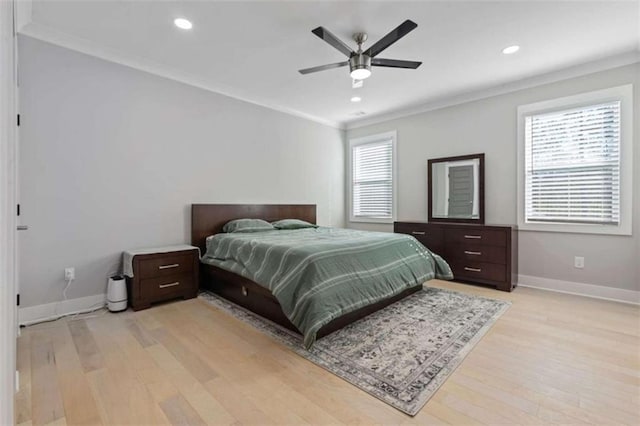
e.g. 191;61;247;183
350;68;371;80
349;54;372;80
174;18;193;30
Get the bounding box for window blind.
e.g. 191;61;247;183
352;139;393;219
524;101;620;225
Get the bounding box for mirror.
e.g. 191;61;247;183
428;153;485;224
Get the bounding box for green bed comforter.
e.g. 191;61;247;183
201;227;453;347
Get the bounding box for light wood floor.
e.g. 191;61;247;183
15;280;640;425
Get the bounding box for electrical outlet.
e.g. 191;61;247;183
64;267;75;280
574;256;585;269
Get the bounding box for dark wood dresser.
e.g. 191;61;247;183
125;247;199;310
394;222;517;292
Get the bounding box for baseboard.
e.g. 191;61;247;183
19;293;107;326
518;274;639;305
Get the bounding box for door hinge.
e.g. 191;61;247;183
16;294;20;306
16;204;20;216
17;114;20;126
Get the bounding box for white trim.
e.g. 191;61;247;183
19;20;640;132
0;0;17;424
637;3;640;52
346;51;640;130
516;84;633;235
518;274;639;305
348;131;397;224
15;0;31;32
19;22;343;130
19;293;107;326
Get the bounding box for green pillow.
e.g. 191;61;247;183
222;218;274;233
271;219;318;230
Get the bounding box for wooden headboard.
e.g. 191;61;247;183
191;204;317;253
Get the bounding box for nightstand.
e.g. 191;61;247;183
123;245;200;311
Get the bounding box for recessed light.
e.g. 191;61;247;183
351;96;362;103
174;18;193;30
502;45;520;55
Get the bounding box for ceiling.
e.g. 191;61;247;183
19;1;640;128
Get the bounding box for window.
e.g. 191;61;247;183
517;85;633;235
349;131;397;223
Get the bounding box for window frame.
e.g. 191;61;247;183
516;85;633;235
348;131;398;224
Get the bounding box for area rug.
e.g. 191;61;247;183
199;287;510;416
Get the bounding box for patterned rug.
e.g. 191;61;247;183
199;286;510;416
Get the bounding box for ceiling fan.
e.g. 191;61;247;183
299;20;422;80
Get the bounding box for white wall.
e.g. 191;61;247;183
347;63;639;294
18;36;345;308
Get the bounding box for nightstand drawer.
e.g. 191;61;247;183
140;273;194;301
138;253;194;278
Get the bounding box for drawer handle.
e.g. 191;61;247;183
158;263;179;270
159;281;180;289
464;235;482;239
464;251;482;256
411;231;426;235
464;267;482;272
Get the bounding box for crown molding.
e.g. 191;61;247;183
19;22;344;130
637;3;640;52
15;0;32;32
18;18;639;133
345;50;640;130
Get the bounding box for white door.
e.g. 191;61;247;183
447;165;474;217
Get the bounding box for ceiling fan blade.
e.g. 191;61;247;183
311;27;355;57
364;20;418;58
298;61;349;75
372;58;422;69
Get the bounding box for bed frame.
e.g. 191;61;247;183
191;204;421;339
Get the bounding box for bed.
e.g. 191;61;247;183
191;204;450;347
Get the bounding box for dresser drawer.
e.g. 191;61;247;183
450;260;506;283
447;228;506;247
138;253;194;278
394;223;444;252
444;243;506;264
140;273;195;301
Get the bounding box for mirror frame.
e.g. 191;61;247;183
428;153;485;224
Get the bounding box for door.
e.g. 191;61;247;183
447;165;474;217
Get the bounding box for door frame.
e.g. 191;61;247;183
0;0;18;423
